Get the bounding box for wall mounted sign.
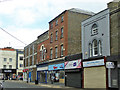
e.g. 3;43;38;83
65;59;81;69
106;62;115;68
48;63;64;71
83;59;104;67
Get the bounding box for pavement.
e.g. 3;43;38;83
6;80;78;89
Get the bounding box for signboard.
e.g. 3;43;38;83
2;69;16;73
23;69;29;72
106;62;115;68
65;59;81;69
83;59;104;67
37;66;48;71
48;63;64;71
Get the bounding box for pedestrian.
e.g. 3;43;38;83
51;75;55;84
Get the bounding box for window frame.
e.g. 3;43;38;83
92;39;98;56
91;24;98;36
61;27;64;38
55;47;58;58
50;48;53;59
60;44;64;57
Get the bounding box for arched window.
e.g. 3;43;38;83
92;39;98;56
89;43;92;57
98;40;102;55
91;24;98;36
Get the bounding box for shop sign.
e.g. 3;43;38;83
37;66;48;71
23;69;29;72
48;63;64;71
65;59;81;69
4;70;12;73
83;59;104;67
106;62;115;68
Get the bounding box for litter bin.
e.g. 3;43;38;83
35;80;38;84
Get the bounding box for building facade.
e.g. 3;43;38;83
82;9;110;88
0;47;17;80
23;40;37;82
47;8;94;85
16;49;24;80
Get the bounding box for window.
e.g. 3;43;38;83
61;27;64;38
9;65;12;69
40;45;46;61
3;65;6;69
50;49;53;59
9;58;12;62
61;16;64;22
55;31;58;40
98;40;102;55
55;20;58;26
89;43;92;57
20;64;23;67
93;39;98;56
55;47;58;58
4;58;7;62
50;23;53;29
50;34;53;43
91;24;98;36
20;56;23;60
61;45;64;57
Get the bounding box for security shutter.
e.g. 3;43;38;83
84;66;106;88
66;72;82;88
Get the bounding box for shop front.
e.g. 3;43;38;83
65;59;82;88
83;58;106;88
37;63;48;84
23;69;28;81
48;63;64;84
2;69;16;80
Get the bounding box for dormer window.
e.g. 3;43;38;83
91;24;98;36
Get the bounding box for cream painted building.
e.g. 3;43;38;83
0;47;16;80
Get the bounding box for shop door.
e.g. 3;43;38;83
84;66;106;88
66;72;82;88
29;72;31;82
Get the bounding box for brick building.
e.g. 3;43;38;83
47;8;94;85
23;40;37;82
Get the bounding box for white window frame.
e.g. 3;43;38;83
92;39;98;56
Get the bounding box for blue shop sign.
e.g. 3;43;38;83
48;63;64;71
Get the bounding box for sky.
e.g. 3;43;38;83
0;0;113;49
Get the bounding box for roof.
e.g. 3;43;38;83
112;0;120;2
49;8;95;23
68;8;95;15
0;47;15;51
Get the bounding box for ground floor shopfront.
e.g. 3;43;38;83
23;66;36;82
65;53;82;88
83;57;107;88
2;69;16;80
48;61;65;85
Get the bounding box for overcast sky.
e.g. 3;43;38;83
0;0;113;49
